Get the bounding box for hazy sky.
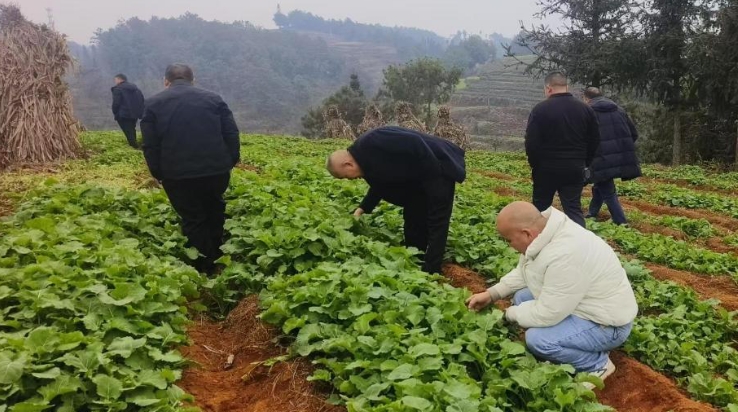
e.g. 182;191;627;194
21;0;553;44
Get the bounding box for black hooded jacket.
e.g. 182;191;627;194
589;97;641;183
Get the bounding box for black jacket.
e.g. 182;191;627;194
525;93;601;174
589;97;641;183
141;80;240;181
111;81;145;120
348;126;466;273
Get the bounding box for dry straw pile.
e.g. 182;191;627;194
0;4;80;169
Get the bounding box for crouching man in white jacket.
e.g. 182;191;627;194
467;201;638;386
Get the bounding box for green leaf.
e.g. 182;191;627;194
0;353;25;384
137;369;168;390
387;364;415;381
25;328;57;354
107;337;147;358
98;283;147;306
126;388;162;407
409;343;440;358
61;348;102;374
443;379;477;399
401;396;433;410
38;375;83;402
8;402;50;412
32;367;61;380
93;374;123;399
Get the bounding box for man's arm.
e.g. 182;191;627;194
140;105;162;180
420;177;455;274
358;187;381;214
467;263;525;311
524;110;542;169
505;255;590;328
585;109;601;167
488;260;527;300
218;98;240;166
111;88;122;120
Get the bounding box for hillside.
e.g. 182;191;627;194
450;56;543;150
296;31;404;93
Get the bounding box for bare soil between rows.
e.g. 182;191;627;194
179;296;343;412
442;264;717;412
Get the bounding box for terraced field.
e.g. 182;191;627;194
450;56;543;150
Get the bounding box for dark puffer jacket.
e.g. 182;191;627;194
589;97;641;183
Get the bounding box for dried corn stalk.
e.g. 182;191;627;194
0;4;80;169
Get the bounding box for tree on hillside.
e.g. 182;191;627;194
301;73;368;137
443;35;497;72
688;0;738;165
509;0;643;88
377;58;462;128
643;0;715;165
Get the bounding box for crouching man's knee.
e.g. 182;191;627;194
524;327;558;359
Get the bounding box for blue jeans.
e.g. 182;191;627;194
513;288;633;372
588;179;627;225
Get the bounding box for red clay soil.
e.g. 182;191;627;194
235;163;260;173
630;221;688;241
480;170;518;182
641;177;737;197
644;263;738;312
596;352;717;412
441;264;717;412
179;296;343;412
621;199;738;233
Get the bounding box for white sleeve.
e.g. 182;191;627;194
488;257;526;299
506;255;590;328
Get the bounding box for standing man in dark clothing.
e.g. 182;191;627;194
141;64;240;274
111;74;145;148
525;72;600;227
583;87;641;225
327;126;466;274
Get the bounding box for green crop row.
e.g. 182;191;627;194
0;184;204;411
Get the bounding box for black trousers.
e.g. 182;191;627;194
532;169;586;227
162;173;230;273
399;178;456;274
116;118;139;148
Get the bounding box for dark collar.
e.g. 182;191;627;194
549;92;573;98
170;79;193;87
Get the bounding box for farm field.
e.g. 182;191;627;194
1;132;737;412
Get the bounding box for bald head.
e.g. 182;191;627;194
327;149;363;179
496;201;548;254
544;71;568;98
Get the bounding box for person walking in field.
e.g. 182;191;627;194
467;201;637;388
582;87;641;225
141;64;240;275
326;126;465;274
525;72;600;227
111;73;145;148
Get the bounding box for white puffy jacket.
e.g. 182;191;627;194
489;207;638;328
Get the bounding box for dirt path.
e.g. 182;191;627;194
644;263;738;312
641;177;737;198
620;199;738;233
179;296;343;412
442;264;717;412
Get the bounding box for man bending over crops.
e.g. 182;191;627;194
141;64;240;275
326;126;466;274
467;201;637;388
